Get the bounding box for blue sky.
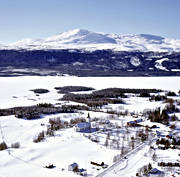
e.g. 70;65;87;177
0;0;179;43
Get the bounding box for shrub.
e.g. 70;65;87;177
0;142;8;151
137;163;152;176
46;127;55;136
148;163;152;171
30;88;49;94
170;114;178;121
150;95;167;101
33;131;45;143
113;154;121;163
166;91;176;96
165;98;174;104
49;117;68;130
37;103;53;108
69;118;86;126
139;92;150;97
11;142;20;148
170;124;176;129
164;103;179;113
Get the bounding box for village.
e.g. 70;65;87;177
0;77;180;177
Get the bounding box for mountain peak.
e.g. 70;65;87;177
66;28;91;34
45;28;116;44
45;28;91;43
58;28;91;37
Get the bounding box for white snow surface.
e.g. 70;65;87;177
130;56;141;67
155;58;169;71
0;115;117;177
1;29;180;52
0;76;180;109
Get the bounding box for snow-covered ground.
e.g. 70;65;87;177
0;76;180;177
0;115;118;177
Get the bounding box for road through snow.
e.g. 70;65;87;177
96;141;152;177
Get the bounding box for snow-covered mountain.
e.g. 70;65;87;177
1;29;180;52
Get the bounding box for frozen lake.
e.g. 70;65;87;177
0;76;179;108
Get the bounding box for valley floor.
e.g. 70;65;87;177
0;76;180;177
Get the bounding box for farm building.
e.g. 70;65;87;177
149;168;163;175
77;169;87;176
127;119;143;127
68;162;78;171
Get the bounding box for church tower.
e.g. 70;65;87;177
87;113;91;132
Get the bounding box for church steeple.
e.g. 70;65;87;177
87;113;91;132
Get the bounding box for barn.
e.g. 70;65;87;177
68;162;78;171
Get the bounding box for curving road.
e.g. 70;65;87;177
96;139;156;177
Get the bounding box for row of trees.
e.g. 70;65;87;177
148;101;179;125
55;86;94;94
0;104;76;119
157;137;180;147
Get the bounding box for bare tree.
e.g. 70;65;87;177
105;134;109;147
152;152;157;162
121;137;125;156
131;137;135;149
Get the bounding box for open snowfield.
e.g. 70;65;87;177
0;76;180;108
0;76;180;177
0;115;118;177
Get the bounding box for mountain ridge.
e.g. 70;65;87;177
1;29;180;52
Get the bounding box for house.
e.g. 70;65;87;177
135;119;143;123
75;122;91;132
127;121;136;126
68;163;78;171
156;131;162;137
149;168;162;174
127;119;143;127
68;163;87;176
77;169;87;176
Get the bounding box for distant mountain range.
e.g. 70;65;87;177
1;29;180;52
0;29;180;76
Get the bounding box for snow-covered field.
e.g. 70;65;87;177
0;76;180;177
0;114;118;177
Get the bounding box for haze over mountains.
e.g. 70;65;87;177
1;29;180;52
